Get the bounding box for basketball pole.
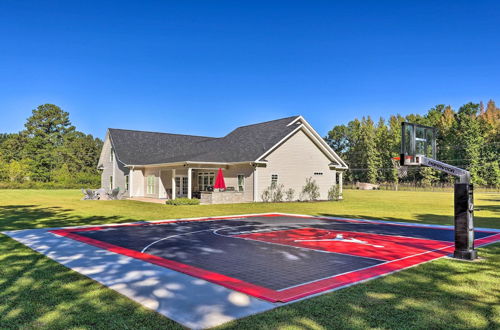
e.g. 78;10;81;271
405;155;478;260
453;182;477;260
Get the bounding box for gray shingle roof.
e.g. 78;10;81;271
109;116;301;165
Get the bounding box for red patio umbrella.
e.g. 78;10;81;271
213;168;226;191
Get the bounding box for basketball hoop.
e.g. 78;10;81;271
391;156;408;178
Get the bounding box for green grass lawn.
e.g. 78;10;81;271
0;189;499;329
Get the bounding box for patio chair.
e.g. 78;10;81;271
82;189;97;200
95;188;106;200
107;187;121;200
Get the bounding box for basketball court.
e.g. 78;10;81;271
48;213;500;303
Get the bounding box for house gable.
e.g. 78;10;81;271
256;128;338;200
97;131;111;169
256;116;347;169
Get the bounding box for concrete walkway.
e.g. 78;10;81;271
127;197;168;204
3;227;277;329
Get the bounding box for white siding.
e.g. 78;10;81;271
100;136;130;196
100;138;113;190
131;168;144;197
256;129;336;201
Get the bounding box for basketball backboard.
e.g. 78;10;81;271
400;122;437;166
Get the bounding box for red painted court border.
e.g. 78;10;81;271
50;229;279;302
49;215;500;303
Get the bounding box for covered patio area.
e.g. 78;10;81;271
127;162;256;204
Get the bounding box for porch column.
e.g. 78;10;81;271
129;167;134;197
171;168;176;200
338;171;343;199
253;166;258;202
187;168;192;199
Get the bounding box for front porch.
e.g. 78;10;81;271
128;162;255;204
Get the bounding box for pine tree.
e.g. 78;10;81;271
479;100;500;186
375;117;391;182
387;115;404;183
22;104;75;181
360;117;381;183
453;103;485;185
345;118;363;182
325;125;350;156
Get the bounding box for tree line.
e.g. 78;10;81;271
325;100;500;186
0;104;103;188
1;101;498;189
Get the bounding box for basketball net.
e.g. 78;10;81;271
391;157;408;178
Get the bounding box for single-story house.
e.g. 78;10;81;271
97;115;348;204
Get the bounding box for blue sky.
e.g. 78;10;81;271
1;1;499;139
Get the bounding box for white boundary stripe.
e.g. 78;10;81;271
10;213;275;232
271;212;500;233
7;211;499;236
141;229;215;253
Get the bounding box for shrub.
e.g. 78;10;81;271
165;197;200;205
328;185;341;201
261;182;285;202
272;184;285;202
301;177;320;201
0;181;96;189
261;189;271;202
285;188;295;202
6;159;32;182
73;171;101;186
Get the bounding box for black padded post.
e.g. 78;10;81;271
453;183;477;260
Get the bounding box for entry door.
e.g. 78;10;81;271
175;176;189;197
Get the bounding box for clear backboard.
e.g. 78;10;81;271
400;122;437;166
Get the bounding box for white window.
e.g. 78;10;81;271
237;174;245;192
109;176;113;190
182;177;188;196
198;172;215;191
271;174;278;186
125;175;129;191
110;148;114;162
147;175;155;194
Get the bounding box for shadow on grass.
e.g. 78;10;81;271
218;243;500;329
0;204;127;231
475;204;500;216
0;204;182;327
0;234;183;329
